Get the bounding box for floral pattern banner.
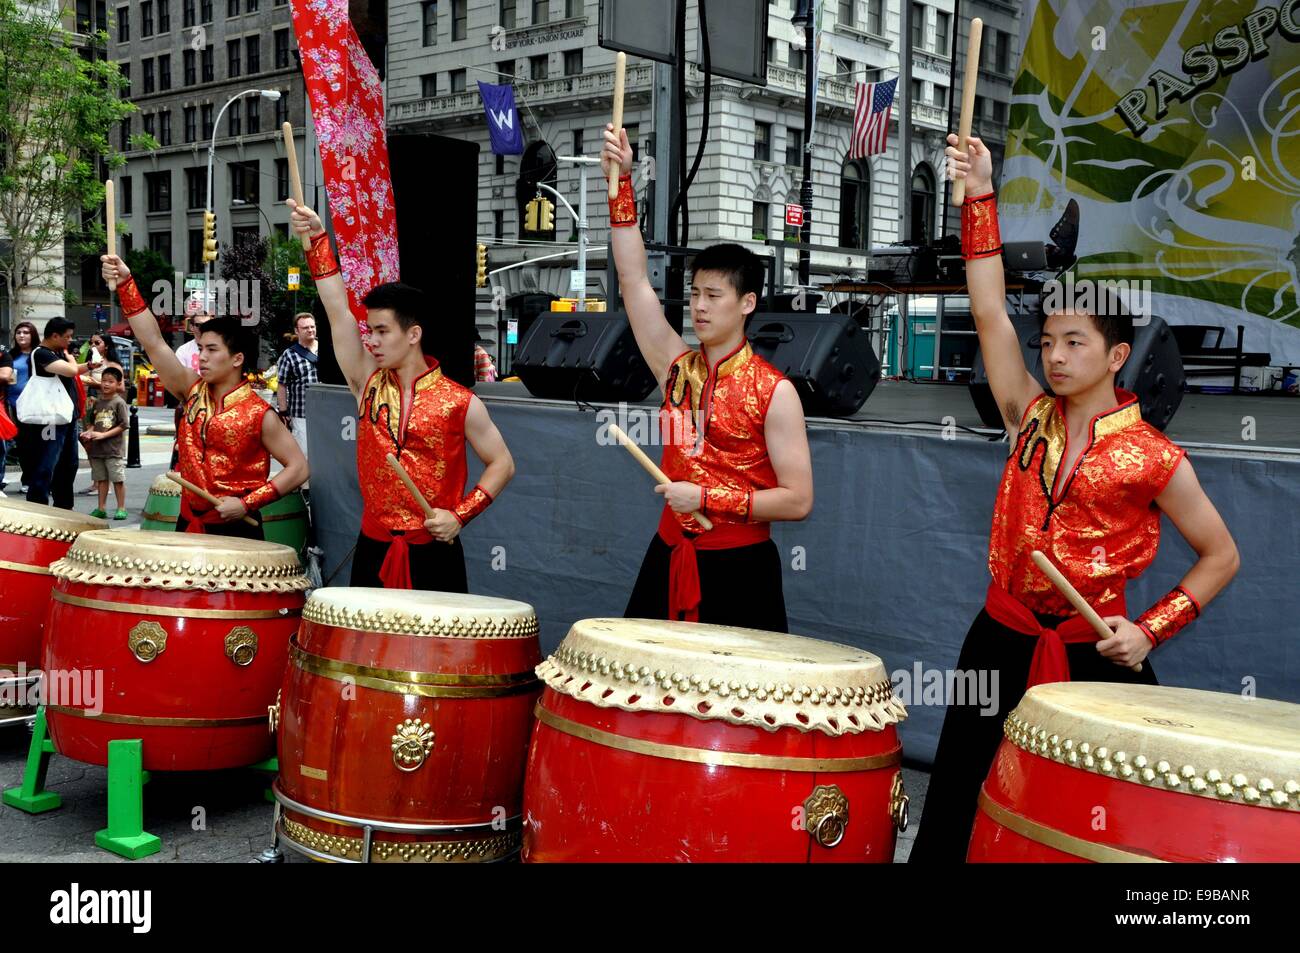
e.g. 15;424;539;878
290;0;400;330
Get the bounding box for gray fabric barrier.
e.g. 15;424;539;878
306;384;1300;764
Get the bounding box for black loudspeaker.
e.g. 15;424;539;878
388;133;478;388
513;311;657;402
746;313;880;418
969;315;1185;431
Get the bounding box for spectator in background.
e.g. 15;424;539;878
7;322;39;493
474;343;498;383
81;364;130;519
20;318;97;509
0;345;12;497
275;312;319;460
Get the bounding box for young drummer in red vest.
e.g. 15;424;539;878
602;124;814;631
101;254;308;537
909;135;1241;862
288;200;514;591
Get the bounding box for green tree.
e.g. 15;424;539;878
0;0;152;322
218;233;320;359
124;246;176;317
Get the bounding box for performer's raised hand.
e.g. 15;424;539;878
286;198;323;238
654;480;704;515
423;508;462;544
945;132;993;194
100;253;130;285
602;123;633;182
1096;616;1153;669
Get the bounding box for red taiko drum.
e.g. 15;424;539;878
274;588;542;863
42;531;307;770
968;683;1300;863
522;619;910;863
0;501;105;705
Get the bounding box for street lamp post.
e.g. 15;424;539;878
536;154;600;311
793;0;815;288
205;88;281;309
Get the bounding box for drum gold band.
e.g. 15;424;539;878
0;559;52;575
141;511;178;524
534;703;904;773
976;788;1166;864
46;705;268;728
289;643;541;699
277;816;520;863
52;590;302;621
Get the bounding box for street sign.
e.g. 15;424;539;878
785;204;805;227
287;267;301;290
184;277;204;291
569;270;586;293
506;319;519;345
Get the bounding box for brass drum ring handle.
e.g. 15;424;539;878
803;784;849;850
813;811;847;849
391;719;435;773
224;626;258;667
128;621;167;663
890;772;910;833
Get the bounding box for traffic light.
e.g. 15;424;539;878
202;211;218;263
538;198;555;232
475;243;487;287
524;198;539;232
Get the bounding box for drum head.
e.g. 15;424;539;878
148;474;182;496
0;498;107;541
1009;683;1300;812
538;618;905;736
50;529;308;592
304;587;538;639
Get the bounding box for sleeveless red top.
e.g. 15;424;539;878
176;379;271;511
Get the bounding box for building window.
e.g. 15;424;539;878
228;40;241;78
838;0;853;28
752;201;770;241
911;3;925;51
227;0;238;16
149;231;172;262
158;54;171;90
995;29;1010;73
624;123;639;162
184;105;196;142
911;78;923;107
495;153;505;174
422;1;437;45
142;58;155;94
232;225;259;246
530;55;548;81
785;127;803;167
421;73;437;97
765;37;776;69
245;96;259;133
201;47;213;81
186;166;207;209
119;60;130;97
274;29;289;69
839;159;869;249
531;0;547;25
188;228;205;273
184;49;196;85
572;127;583;155
230;160;259;203
494;208;504;240
228;103;240;136
274;93;288;126
788;43;804;72
500;0;515;29
200;0;212;22
120;175;132;214
754;121;771;161
142;112;155;137
563;49;582;76
157;0;169;32
276;158;289;201
159;109;172;145
246;36;259;74
935;10;950;54
452;0;467;40
201;102;213;137
992;99;1007;125
497;59;514;80
183;0;194;26
867;0;882;35
836;56;854;80
117;4;129;41
146;170;171;212
910;163;935;245
120;116;131;151
565;0;581;16
141;0;153;35
247;0;256;9
932;84;946;108
449;69;466;92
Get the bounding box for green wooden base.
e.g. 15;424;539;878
2;707;61;813
94;739;161;860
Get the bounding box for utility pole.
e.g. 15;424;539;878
793;0;816;287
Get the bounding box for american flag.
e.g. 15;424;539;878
849;77;897;158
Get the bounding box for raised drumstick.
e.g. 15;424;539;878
607;51;627;199
1031;550;1143;673
282;122;311;250
105;180;117;291
608;423;713;531
950;17;984;206
166;470;260;527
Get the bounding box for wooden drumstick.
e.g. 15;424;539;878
608;423;714;531
282;122;311;250
1031;550;1143;673
385;453;437;519
607;51;627;200
950;17;983;206
166;470;261;527
105;180;117;292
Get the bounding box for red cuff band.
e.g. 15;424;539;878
241;481;281;513
961;192;1002;261
307;231;340;280
1136;586;1201;646
609;174;637;227
703;485;752;521
117;274;149;319
452;484;493;527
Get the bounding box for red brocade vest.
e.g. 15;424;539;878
658;342;783;535
177;380;271;511
357;360;472;532
989;389;1185;617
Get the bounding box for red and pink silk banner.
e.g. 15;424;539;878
289;0;400;329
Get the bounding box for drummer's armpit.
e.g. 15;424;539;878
241;481;282;514
1136;586;1201;647
452;484;493;527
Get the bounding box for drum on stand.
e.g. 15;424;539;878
522;619;910;862
0;501;106;722
968;683;1300;863
42;531;308;771
139;474;181;531
141;473;309;559
273;588;542;863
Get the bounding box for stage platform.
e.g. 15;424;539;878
305;381;1299;764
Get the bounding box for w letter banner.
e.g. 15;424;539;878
479;82;525;156
290;0;400;328
1001;0;1300;365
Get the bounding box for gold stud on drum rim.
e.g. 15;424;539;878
391;718;435;772
127;621;167;663
224;626;258;666
803;784;849;849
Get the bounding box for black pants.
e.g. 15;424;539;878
349;531;468;593
21;421;77;509
624;534;788;633
908;608;1159;863
175;511;267;541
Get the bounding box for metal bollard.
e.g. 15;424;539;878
126;405;141;469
